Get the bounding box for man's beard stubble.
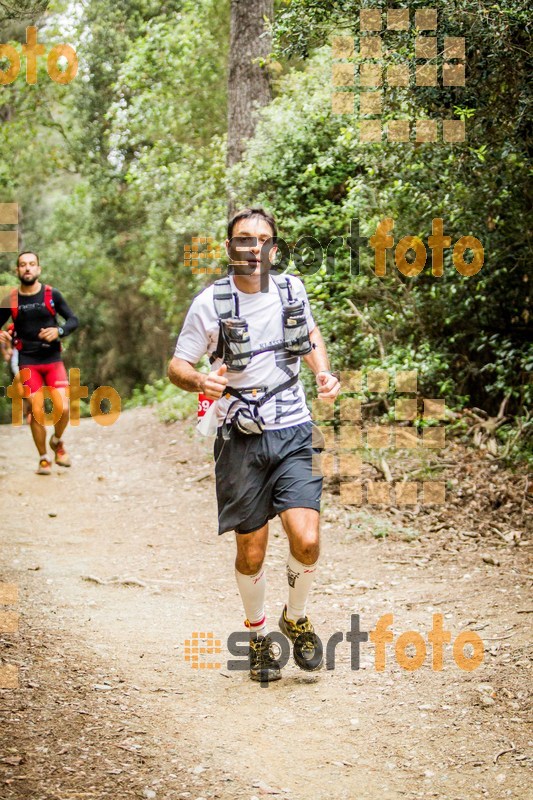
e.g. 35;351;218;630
20;275;38;286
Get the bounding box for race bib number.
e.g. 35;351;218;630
198;393;214;418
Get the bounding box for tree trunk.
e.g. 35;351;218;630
227;0;273;214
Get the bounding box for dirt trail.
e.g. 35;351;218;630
0;408;531;800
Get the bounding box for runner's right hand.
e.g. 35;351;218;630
201;364;228;400
0;330;12;346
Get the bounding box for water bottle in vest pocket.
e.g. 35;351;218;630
282;299;312;356
220;317;252;371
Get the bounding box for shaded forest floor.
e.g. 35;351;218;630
0;407;531;800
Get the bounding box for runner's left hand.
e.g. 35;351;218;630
38;327;60;342
316;371;340;401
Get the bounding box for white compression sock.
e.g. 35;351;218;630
235;566;267;638
286;553;318;622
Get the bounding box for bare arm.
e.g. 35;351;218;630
302;325;340;401
168;357;228;400
303;326;330;375
168;356;206;393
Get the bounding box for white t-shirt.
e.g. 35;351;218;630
174;274;316;430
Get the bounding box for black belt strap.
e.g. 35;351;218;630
224;374;298;408
210;334;289;365
220;375;299;440
250;341;287;357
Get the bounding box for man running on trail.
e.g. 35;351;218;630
168;207;340;683
0;251;79;475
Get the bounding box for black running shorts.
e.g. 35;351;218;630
213;422;323;535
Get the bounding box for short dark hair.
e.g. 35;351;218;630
227;207;277;241
17;251;40;266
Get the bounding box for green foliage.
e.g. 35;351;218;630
0;0;230;397
0;0;530;450
496;414;533;468
126;377;197;423
0;1;50;29
234;7;532;416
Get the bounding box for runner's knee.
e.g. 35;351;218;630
290;533;320;564
235;539;267;574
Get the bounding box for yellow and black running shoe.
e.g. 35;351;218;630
249;635;282;683
279;605;323;671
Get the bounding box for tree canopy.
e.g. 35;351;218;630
0;0;531;438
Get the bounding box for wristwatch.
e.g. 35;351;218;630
58;326;65;338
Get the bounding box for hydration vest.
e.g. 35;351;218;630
209;275;313;436
9;285;59;352
209;274;312;370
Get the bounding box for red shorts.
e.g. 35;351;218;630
21;362;69;395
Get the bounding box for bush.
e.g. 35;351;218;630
125;378;198;423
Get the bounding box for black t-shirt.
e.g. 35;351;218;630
0;285;79;365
